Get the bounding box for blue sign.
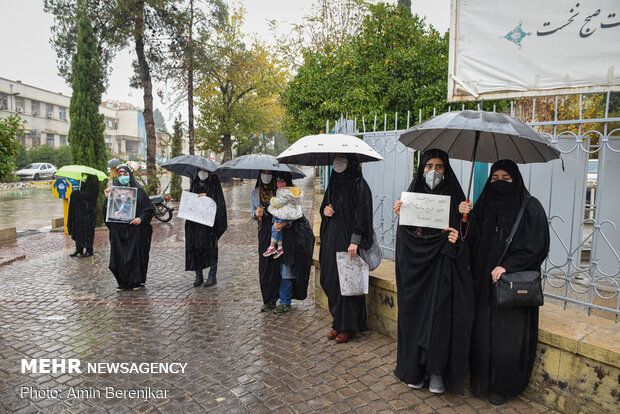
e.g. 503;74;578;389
51;178;80;199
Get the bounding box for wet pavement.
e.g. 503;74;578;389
0;187;64;231
0;170;556;413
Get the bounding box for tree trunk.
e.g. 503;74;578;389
187;0;195;155
223;133;232;162
133;0;158;194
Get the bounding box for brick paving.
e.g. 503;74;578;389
0;171;557;413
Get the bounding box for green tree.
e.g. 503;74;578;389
169;115;184;200
153;108;168;133
195;6;288;161
0;115;25;181
68;12;107;173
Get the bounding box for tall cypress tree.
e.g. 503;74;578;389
68;10;106;172
169;115;184;201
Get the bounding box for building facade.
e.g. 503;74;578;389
0;77;147;160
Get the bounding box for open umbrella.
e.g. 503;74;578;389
398;110;560;203
276;133;384;165
161;154;220;178
56;165;108;181
216;154;305;179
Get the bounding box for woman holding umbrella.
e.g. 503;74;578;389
103;166;155;292
319;154;374;344
185;168;227;288
459;160;549;405
67;174;100;257
392;149;474;395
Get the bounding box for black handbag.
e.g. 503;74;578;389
493;196;544;307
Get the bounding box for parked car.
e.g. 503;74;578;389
587;159;598;185
15;163;57;181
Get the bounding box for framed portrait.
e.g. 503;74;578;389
106;186;138;223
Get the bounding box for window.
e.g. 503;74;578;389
15;97;25;112
59;106;67;120
46;133;55;147
59;135;67;146
105;118;118;129
46;103;54;117
31;100;41;116
0;95;8;110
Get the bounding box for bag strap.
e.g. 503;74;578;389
496;195;531;266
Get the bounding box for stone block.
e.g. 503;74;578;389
0;227;17;242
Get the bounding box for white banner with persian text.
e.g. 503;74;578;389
448;0;620;101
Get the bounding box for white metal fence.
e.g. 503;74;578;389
324;93;620;320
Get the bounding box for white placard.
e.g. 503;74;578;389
177;191;216;227
399;192;451;230
448;0;620;101
336;252;369;296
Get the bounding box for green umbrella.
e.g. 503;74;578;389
56;165;108;182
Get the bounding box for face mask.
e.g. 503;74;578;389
276;180;286;189
490;179;515;195
198;171;209;181
333;156;348;173
118;175;130;186
261;173;272;184
424;169;444;190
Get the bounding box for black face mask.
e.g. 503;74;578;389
489;180;515;196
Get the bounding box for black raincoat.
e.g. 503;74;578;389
185;173;227;271
67;174;100;252
394;149;474;394
103;166;155;289
319;155;374;332
253;172;314;303
467;160;549;399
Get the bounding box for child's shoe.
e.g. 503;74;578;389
273;246;284;259
263;246;277;257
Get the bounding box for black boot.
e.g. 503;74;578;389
193;274;204;287
203;274;216;287
81;247;93;258
70;249;82;257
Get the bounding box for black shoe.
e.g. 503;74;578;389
70;250;81;257
193;275;204;287
80;252;92;258
488;393;507;406
203;275;216;287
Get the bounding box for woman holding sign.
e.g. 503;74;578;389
319;154;374;344
459;160;549;405
393;149;474;395
185;169;227;288
103;166;155;292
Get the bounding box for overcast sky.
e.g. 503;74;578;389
0;0;449;127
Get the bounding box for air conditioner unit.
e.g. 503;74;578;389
16;106;23;113
47;112;53;118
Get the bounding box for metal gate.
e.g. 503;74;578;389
326;93;620;320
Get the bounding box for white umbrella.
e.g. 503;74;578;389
276;133;384;166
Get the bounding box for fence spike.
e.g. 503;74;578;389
407;111;410;129
374;114;377;132
395;112;398;130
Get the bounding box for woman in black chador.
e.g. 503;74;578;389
251;171;314;312
185;169;227;287
393;149;474;395
459;159;549;405
103;166;155;292
67;174;100;257
319;154;374;344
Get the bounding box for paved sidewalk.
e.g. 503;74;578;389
0;171;556;413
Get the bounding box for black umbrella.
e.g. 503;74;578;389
161;154;220;178
399;110;560;202
216;154;305;179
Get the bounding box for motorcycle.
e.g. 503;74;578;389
150;194;174;222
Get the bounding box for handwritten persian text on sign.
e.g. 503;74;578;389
177;191;216;227
399;192;450;230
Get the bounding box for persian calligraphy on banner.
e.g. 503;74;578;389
448;0;620;102
336;252;369;296
399;192;450;230
177;191;216;227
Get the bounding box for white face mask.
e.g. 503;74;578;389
261;173;272;184
198;171;209;181
333;156;348;173
424;169;444;190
